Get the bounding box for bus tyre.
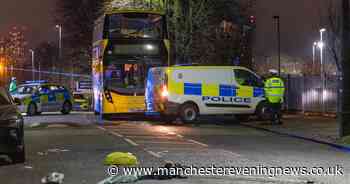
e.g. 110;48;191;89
61;101;72;115
27;103;37;116
236;115;250;122
160;115;176;124
255;101;269;121
180;103;199;124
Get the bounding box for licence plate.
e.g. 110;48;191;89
128;108;144;112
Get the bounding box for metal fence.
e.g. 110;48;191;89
284;74;338;113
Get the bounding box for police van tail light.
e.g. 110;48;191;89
161;85;169;98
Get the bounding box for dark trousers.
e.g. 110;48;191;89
268;102;282;124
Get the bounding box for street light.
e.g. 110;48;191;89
312;42;317;67
273;15;281;76
319;28;326;76
55;25;62;61
29;49;35;80
319;28;326;113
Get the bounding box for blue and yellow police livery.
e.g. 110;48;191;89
92;0;170;116
11;81;73;116
146;66;267;123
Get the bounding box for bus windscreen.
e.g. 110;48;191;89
108;13;164;39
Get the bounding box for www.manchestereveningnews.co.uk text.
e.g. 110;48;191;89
107;165;344;177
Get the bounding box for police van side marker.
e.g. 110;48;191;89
202;96;252;104
205;104;251;108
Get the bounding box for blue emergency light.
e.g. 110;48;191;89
25;80;48;84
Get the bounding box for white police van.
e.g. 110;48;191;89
146;66;267;123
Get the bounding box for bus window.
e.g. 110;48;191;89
105;63;146;95
108;13;164;39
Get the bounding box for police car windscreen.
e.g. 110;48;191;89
105;63;146;95
16;86;36;95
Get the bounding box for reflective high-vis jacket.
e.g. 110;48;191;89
265;77;285;103
9;81;17;93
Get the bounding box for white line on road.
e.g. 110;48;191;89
124;138;139;146
96;126;106;131
176;134;184;138
146;150;162;158
135;140;197;145
187;139;209;147
110;131;124;138
222;150;241;157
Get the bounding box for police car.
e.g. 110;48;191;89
11;81;73;116
146;66;268;123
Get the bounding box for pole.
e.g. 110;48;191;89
320;28;326;113
30;49;35;80
312;42;317;68
273;16;281;76
340;0;350;137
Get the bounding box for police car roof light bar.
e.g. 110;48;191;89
25;80;48;84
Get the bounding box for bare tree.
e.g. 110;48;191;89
326;0;342;72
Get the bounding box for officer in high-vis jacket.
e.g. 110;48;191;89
264;69;285;124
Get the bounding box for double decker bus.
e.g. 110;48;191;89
92;0;170;116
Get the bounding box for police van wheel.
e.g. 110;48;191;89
255;101;269;121
27;103;37;116
61;101;72;115
180;103;199;124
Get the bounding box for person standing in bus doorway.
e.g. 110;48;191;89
9;77;17;94
264;69;285;124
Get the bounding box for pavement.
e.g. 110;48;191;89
242;114;339;144
0;112;349;184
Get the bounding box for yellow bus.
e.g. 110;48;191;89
92;0;170;116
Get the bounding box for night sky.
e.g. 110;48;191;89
0;0;332;61
0;0;57;47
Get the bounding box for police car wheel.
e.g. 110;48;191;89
27;103;37;116
61;101;72;115
180;103;198;124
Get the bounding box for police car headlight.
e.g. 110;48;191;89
161;86;169;97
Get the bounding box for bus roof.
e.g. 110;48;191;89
167;66;253;70
105;9;165;15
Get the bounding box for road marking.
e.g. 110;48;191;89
222;150;241;157
176;134;184;138
124;138;139;146
136;140;197;145
146;150;162;158
110;131;124;138
187;139;209;147
96;126;106;131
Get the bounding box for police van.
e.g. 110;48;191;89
146;66;267;123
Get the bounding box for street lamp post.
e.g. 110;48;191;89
29;49;35;80
320;28;326;77
55;25;62;62
312;42;317;68
319;28;326;113
273;15;281;76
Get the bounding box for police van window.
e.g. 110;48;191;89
234;69;263;87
